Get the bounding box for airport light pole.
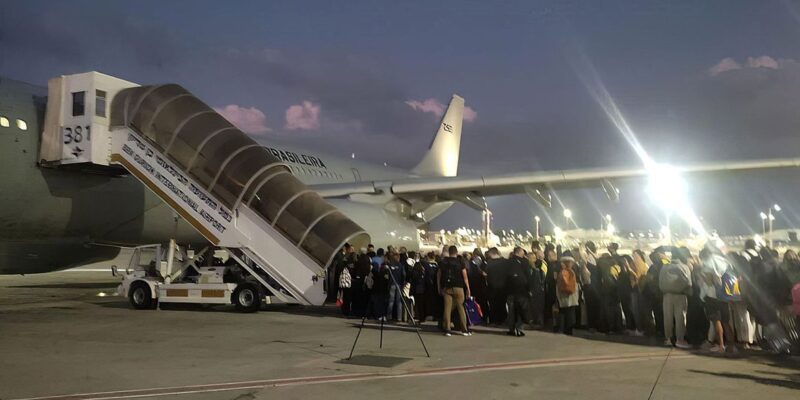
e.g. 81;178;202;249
534;215;540;239
768;204;780;248
760;212;768;238
563;208;573;229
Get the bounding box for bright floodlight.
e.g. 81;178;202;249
646;164;708;237
553;226;563;238
563;209;572;219
607;223;616;235
770;214;775;221
774;204;781;212
646;165;686;213
534;215;540;222
760;212;768;220
605;214;612;222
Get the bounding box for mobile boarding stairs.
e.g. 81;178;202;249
40;72;369;311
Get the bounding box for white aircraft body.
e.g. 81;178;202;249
1;71;799;275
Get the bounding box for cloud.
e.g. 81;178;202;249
405;98;446;116
708;55;788;76
213;105;271;134
708;57;741;76
746;55;779;69
405;98;478;122
285;101;321;130
463;106;478;122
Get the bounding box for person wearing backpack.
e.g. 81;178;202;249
338;250;355;317
556;255;580;335
727;252;756;347
369;259;391;322
437;245;471;336
659;247;692;349
697;247;733;353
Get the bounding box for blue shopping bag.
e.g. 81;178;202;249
464;297;483;326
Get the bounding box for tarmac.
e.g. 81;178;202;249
0;269;798;400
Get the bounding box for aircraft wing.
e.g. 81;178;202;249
310;158;800;208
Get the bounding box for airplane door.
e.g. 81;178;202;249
351;168;361;182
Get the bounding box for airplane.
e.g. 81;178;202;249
2;71;799;276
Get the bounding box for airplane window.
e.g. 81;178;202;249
95;89;107;117
16;119;27;131
72;91;85;116
0;116;8;128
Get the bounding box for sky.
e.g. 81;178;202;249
2;0;800;236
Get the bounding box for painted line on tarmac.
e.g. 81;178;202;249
14;351;693;400
63;269;114;272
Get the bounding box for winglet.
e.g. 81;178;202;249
412;94;464;177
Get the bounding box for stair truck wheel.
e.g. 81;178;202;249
233;282;262;313
129;281;155;310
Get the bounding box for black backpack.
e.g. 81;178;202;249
442;258;461;288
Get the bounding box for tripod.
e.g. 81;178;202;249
347;266;430;359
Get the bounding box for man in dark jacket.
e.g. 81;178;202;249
643;247;669;337
507;247;531;336
421;252;441;323
386;252;406;321
528;247;546;328
485;247;509;325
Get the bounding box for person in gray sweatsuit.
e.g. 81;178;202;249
659;247;693;349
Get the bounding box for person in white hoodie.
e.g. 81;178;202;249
659;247;693;349
698;247;733;353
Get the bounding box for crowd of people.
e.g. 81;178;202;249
327;239;800;354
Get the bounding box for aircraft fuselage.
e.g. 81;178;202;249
0;77;430;274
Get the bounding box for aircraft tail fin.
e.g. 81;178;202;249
412;94;464;177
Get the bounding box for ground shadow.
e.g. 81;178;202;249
572;329;669;348
570;327;800;363
689;369;800;390
337;354;412;368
